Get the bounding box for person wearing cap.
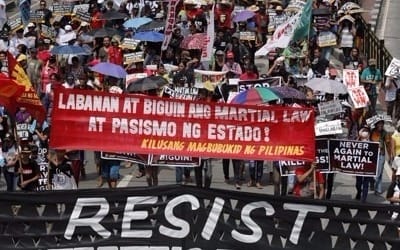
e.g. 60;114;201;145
270;5;288;32
17;145;40;192
360;58;383;114
24;23;38;49
222;51;242;78
176;15;190;37
2;133;18;191
36;0;53;26
8;27;28;57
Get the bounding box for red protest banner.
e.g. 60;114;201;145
50;88;316;161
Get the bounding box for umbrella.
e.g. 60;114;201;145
133;31;164;42
50;45;89;55
126;76;169;92
88;27;119;38
270;86;307;100
123;17;152;29
89;62;127;78
305;78;348;94
230;87;280;105
180;33;206;50
233;10;255;22
137;20;166;32
101;10;129;20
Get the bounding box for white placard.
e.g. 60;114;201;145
385;58;400;77
318;100;343;116
348;86;369;109
315;120;343;136
342;69;360;89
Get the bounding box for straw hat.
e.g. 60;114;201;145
247;5;260;12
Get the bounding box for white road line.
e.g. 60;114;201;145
117;173;134;188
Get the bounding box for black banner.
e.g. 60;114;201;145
329;139;379;176
149;154;201;167
315;138;330;172
238;77;282;92
0;186;399;249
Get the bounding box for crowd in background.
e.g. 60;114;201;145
1;0;400;205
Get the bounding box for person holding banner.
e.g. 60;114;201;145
293;162;325;199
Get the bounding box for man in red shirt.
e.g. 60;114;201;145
240;64;258;80
293;162;325;199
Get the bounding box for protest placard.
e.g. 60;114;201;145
317;31;337;47
40;24;56;39
123;52;144;64
329;139;379;176
75;9;91;23
72;4;90;14
365;114;392;127
120;38;139;50
16;123;30;141
342;69;360;88
7;18;22;31
348;86;369;109
51;3;73;15
315;119;343;137
240;31;256;41
317;100;343;116
36;146;50;191
149;155;201;167
238;77;282;92
29;11;44;23
385;58;400;77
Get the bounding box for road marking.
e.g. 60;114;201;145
117;173;134;188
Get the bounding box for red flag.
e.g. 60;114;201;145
0;79;25;110
7;52;46;122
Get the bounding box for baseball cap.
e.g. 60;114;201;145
27;22;35;28
215;50;224;56
21;145;31;153
226;51;234;59
64;25;73;31
368;58;376;65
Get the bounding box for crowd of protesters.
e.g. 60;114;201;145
0;0;399;204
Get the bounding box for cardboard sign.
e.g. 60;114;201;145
75;9;91;23
123;52;144;64
51;3;73;15
315;119;343;136
16;123;30;141
240;31;256;41
318;100;343;116
279;160;306;176
348;86;369;109
329;139;379;176
164;86;199;100
72;4;90;14
149;155;201;167
317;31;337;47
8;18;22;31
342;69;360;88
385;58;400;77
40;24;56;39
120;38;139;50
29;11;44;22
366;114;392;127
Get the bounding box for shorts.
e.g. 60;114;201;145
102;164;120;180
